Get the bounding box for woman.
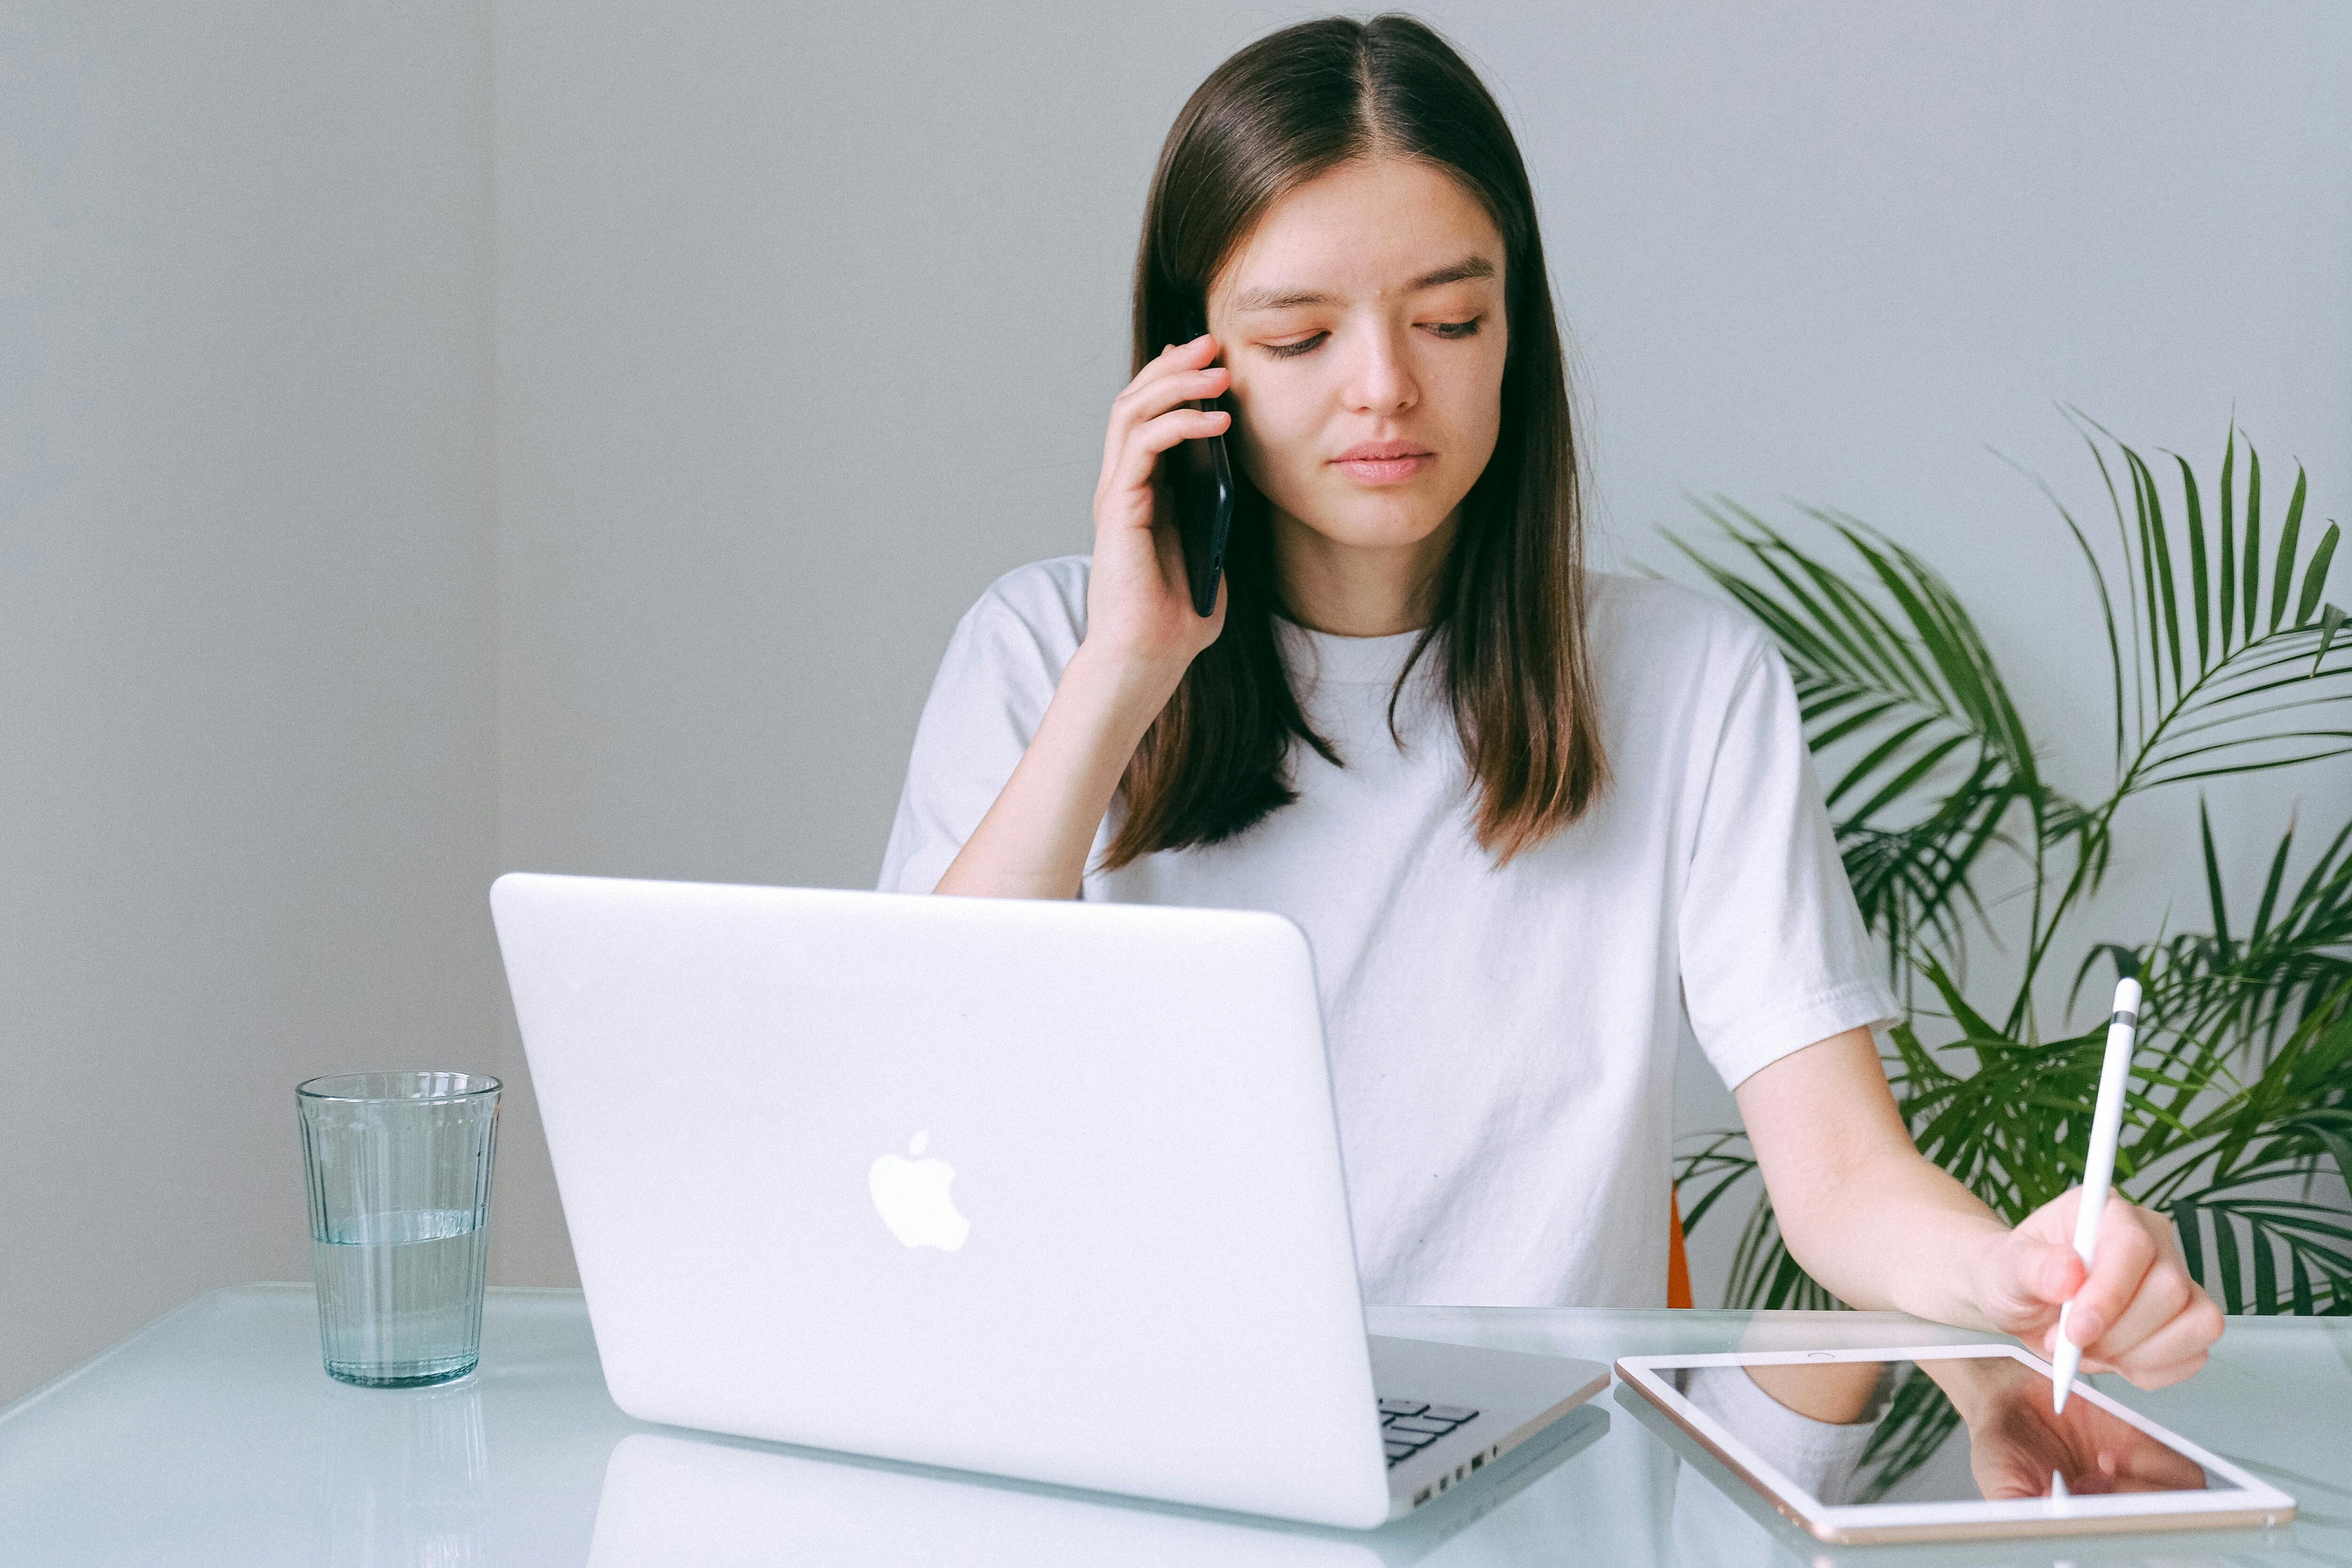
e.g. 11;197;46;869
879;14;2218;1388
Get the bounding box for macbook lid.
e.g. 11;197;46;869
492;874;1391;1528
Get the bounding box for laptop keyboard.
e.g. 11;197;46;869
1377;1398;1479;1467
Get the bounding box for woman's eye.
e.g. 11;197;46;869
1259;318;1480;358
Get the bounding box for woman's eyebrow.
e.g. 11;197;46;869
1406;255;1496;291
1226;254;1496;314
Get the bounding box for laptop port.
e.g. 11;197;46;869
1414;1486;1432;1506
1470;1452;1484;1471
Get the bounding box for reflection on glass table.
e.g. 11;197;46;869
585;1404;1611;1568
317;1376;491;1567
1682;1357;2216;1506
6;1289;2342;1566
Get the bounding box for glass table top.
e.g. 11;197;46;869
0;1284;2342;1566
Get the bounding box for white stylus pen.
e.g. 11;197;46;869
2052;975;2141;1414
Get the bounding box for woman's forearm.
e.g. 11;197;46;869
1736;1028;2011;1327
933;646;1180;899
1781;1142;2013;1328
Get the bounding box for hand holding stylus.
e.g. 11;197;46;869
1956;982;2221;1396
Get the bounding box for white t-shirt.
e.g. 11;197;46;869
878;557;1896;1308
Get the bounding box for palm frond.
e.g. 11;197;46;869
2099;812;2352;1065
2061;416;2352;799
1675;415;2352;1315
2173;1197;2352;1315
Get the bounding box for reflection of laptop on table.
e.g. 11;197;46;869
491;874;1608;1528
588;1409;1611;1567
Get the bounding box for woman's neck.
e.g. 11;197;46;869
1270;507;1459;637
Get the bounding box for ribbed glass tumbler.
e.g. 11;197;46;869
297;1072;501;1388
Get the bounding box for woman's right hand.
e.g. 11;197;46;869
1083;331;1233;691
932;333;1236;900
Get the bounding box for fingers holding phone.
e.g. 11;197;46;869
1086;330;1233;677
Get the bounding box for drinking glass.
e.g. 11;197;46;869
297;1071;501;1387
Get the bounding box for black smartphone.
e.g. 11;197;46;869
1164;307;1235;618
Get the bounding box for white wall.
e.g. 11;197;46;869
492;0;2351;1300
0;4;499;1401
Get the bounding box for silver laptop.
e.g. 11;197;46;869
491;872;1607;1529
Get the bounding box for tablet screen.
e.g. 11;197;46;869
1672;1357;2221;1506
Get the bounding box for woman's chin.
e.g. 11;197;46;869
1274;493;1460;555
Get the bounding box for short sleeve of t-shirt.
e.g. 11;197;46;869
1677;635;1898;1089
876;560;1085;895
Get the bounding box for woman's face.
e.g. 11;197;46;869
1207;157;1509;560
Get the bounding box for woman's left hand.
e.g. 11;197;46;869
1971;1188;2225;1389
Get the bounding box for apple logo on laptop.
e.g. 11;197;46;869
868;1131;970;1252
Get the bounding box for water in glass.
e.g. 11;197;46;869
313;1208;491;1386
298;1071;500;1388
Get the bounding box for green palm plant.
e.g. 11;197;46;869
1671;416;2352;1320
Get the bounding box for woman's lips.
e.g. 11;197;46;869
1333;452;1435;485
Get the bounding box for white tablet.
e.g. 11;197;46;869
1615;1344;2294;1544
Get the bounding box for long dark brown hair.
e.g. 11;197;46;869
1104;13;1605;870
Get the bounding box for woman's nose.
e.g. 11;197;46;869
1343;323;1418;415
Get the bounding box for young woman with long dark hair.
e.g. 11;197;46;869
880;15;2218;1390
